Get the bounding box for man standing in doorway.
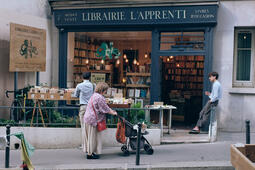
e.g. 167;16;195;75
74;72;95;152
189;72;222;134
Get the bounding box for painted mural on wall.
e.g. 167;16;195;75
9;23;46;72
96;42;120;60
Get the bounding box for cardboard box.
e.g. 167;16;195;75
38;93;48;100
64;92;71;100
59;94;65;100
27;92;40;99
48;93;60;100
154;102;163;106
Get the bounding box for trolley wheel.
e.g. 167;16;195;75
121;145;130;156
144;144;154;155
121;145;127;152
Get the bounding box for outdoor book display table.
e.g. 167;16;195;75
27;92;79;127
231;144;255;170
145;105;177;137
27;92;131;127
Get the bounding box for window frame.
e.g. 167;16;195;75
233;28;255;87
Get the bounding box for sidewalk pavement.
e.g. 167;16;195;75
1;131;254;170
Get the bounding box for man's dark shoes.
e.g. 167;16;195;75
87;153;100;159
189;129;200;134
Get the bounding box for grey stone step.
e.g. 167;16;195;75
33;161;234;170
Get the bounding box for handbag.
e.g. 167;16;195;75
91;96;107;132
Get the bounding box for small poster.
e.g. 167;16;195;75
9;23;46;72
91;73;106;84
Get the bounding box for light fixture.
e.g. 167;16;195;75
85;59;89;64
137;62;140;66
170;56;174;59
177;63;180;67
133;58;137;65
122;78;126;83
244;36;247;39
145;52;148;59
101;59;104;64
116;59;120;65
123;54;127;59
167;58;170;62
125;59;129;63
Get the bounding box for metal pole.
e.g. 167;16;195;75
160;109;163;137
14;72;18;91
246;120;250;144
14;72;18;121
36;72;40;86
5;125;10;168
136;122;142;165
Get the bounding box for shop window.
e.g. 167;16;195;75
72;31;151;105
160;31;205;51
233;29;255;87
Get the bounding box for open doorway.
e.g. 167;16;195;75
161;55;205;129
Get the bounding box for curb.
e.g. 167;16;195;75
34;161;234;170
161;140;210;144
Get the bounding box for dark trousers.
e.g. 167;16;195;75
196;100;218;128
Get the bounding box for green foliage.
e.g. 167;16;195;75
128;103;150;128
51;111;76;124
0;119;16;125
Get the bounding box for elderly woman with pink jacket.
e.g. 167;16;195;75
84;82;117;159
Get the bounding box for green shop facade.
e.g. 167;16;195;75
48;0;219;123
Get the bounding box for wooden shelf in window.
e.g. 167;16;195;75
112;84;126;87
90;70;113;73
74;56;111;61
74;48;96;52
126;73;151;76
126;84;150;88
73;70;113;74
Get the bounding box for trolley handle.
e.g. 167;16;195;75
116;114;125;121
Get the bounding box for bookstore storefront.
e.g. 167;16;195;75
50;2;218;126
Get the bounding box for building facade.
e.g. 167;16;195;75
0;0;54;119
0;0;255;132
48;0;255;132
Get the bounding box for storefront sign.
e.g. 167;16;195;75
9;23;46;72
54;5;217;26
96;42;120;60
91;73;106;84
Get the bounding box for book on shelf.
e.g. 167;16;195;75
146;77;151;85
107;88;112;96
195;56;204;61
128;89;134;97
139;66;146;73
140;89;147;98
137;77;144;84
111;88;117;97
135;89;140;98
187;56;195;61
117;89;123;94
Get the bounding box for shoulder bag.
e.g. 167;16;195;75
91;96;107;132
